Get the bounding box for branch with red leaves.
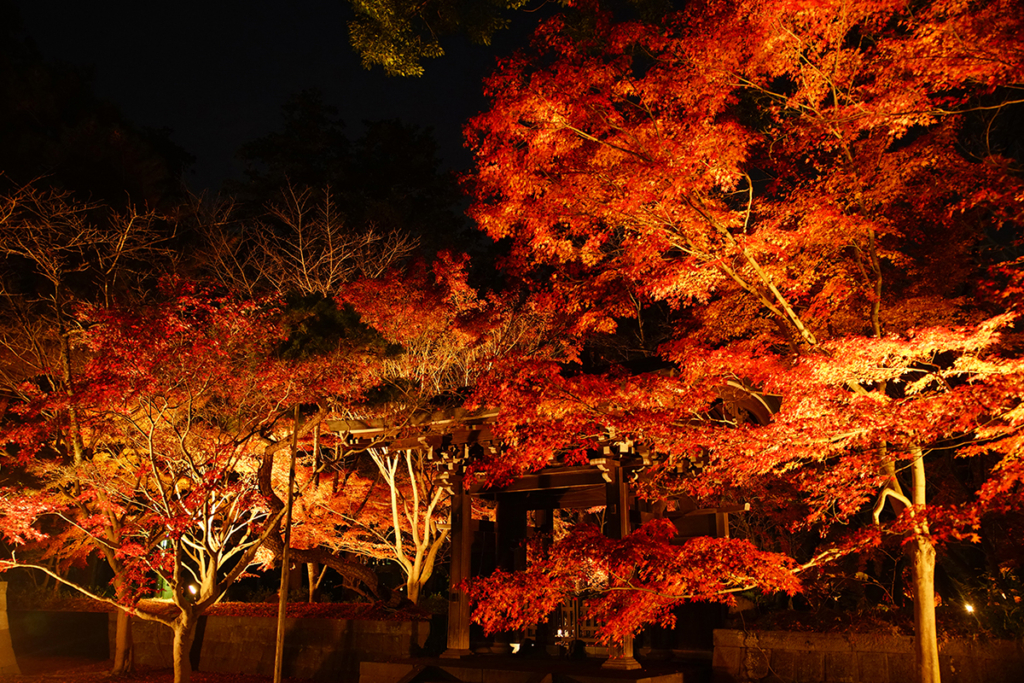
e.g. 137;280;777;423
465;519;801;643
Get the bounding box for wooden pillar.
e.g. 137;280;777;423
532;506;556;655
602;464;641;670
442;475;474;658
491;493;528;654
715;512;730;539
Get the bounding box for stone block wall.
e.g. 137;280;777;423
120;613;431;680
713;629;1024;683
0;583;19;675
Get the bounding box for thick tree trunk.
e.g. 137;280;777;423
110;609;134;675
911;535;940;683
171;617;197;683
407;577;422;605
404;535;445;606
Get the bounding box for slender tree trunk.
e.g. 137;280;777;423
909;446;941;683
110;609;134;675
55;287;86;466
307;562;319;603
369;448;447;607
274;405;299;683
405;539;444;606
106;570;134;674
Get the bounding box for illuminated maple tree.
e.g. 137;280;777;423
0;283;376;683
463;0;1024;680
0;183;169;674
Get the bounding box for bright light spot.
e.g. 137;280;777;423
511;643;521;654
188;584;198;595
965;603;974;613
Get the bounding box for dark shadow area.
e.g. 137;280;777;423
422;614;447;656
360;654;711;683
8;610;109;659
310;619;356;682
402;665;462;682
190;614;207;671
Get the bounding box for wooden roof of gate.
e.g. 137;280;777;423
326;406;681;497
325;406;751;525
324;377;779;460
325;407;500;453
323;380;777;509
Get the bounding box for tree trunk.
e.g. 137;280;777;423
911;534;940;683
110;609;134;675
406;577;422;605
307;562;319;603
171;617;197;683
105;571;134;675
275;407;298;683
405;541;444;606
909;445;941;683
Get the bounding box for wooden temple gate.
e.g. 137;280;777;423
328;407;747;670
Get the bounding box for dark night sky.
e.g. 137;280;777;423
13;1;516;193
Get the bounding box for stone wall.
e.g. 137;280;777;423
713;629;1024;683
121;613;431;681
0;583;20;675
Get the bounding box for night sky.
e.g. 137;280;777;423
13;1;519;193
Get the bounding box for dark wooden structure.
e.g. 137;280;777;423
328;407;749;671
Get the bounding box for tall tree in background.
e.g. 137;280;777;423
233;90;351;202
229;90;464;253
346;0;529;77
344;0;673;77
464;1;1024;680
197;93;462;596
243;252;548;607
350;119;465;253
0;1;191;209
196;183;418;299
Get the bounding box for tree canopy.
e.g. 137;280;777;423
343;0;676;77
462;0;1024;679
